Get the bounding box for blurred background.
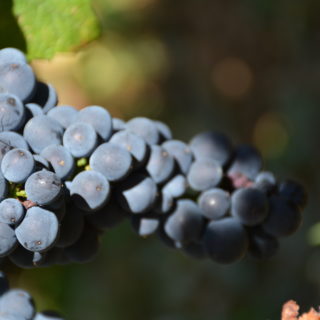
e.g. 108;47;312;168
2;0;320;319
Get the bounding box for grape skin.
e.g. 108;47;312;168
75;106;113;140
40;145;75;180
25;170;62;206
126;117;160;145
0;63;36;102
1;148;35;183
70;170;110;212
231;188;269;226
0;198;25;226
116;173;157;214
0;93;25;131
23;115;64;154
89;142;132;182
189;131;233;166
0;223;17;257
187;160;223;191
47;105;78;129
164;199;204;245
63;122;97;158
261;196;302;237
198;188;230;220
162;140;193;174
110;130;147;165
0;289;35;320
15;207;59;252
228;145;262;180
204;217;248;264
0;131;29;165
146;145;175;184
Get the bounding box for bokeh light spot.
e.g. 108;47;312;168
212;57;253;99
253;113;288;159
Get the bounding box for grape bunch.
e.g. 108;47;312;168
0;271;64;320
0;47;308;268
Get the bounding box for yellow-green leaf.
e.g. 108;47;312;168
13;0;100;59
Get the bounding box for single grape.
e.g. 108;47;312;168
23;115;64;153
0;223;17;257
254;171;276;193
70;170;110;212
231;188;269;226
164;199;204;245
63;122;98;158
40;145;75;180
110;130;147;165
116;173;157;214
25;170;62;205
75;106;113;140
162;174;187;198
1;148;35;183
162;140;193;174
198;188;230;220
47;105;78;129
15;207;59;252
261;195;302;237
189;131;233;166
204;217;248;264
278;179;308;210
0;131;29;165
0;198;25;226
112;118;126;132
131;216;160;237
0;93;25;131
146;145;175;184
187;160;223;191
89;142;132;182
0;289;35;319
0;48;27;64
0;62;36;102
228;145;262;180
126;117;160;145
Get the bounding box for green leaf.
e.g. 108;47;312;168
13;0;100;60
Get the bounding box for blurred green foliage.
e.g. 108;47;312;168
2;0;320;320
